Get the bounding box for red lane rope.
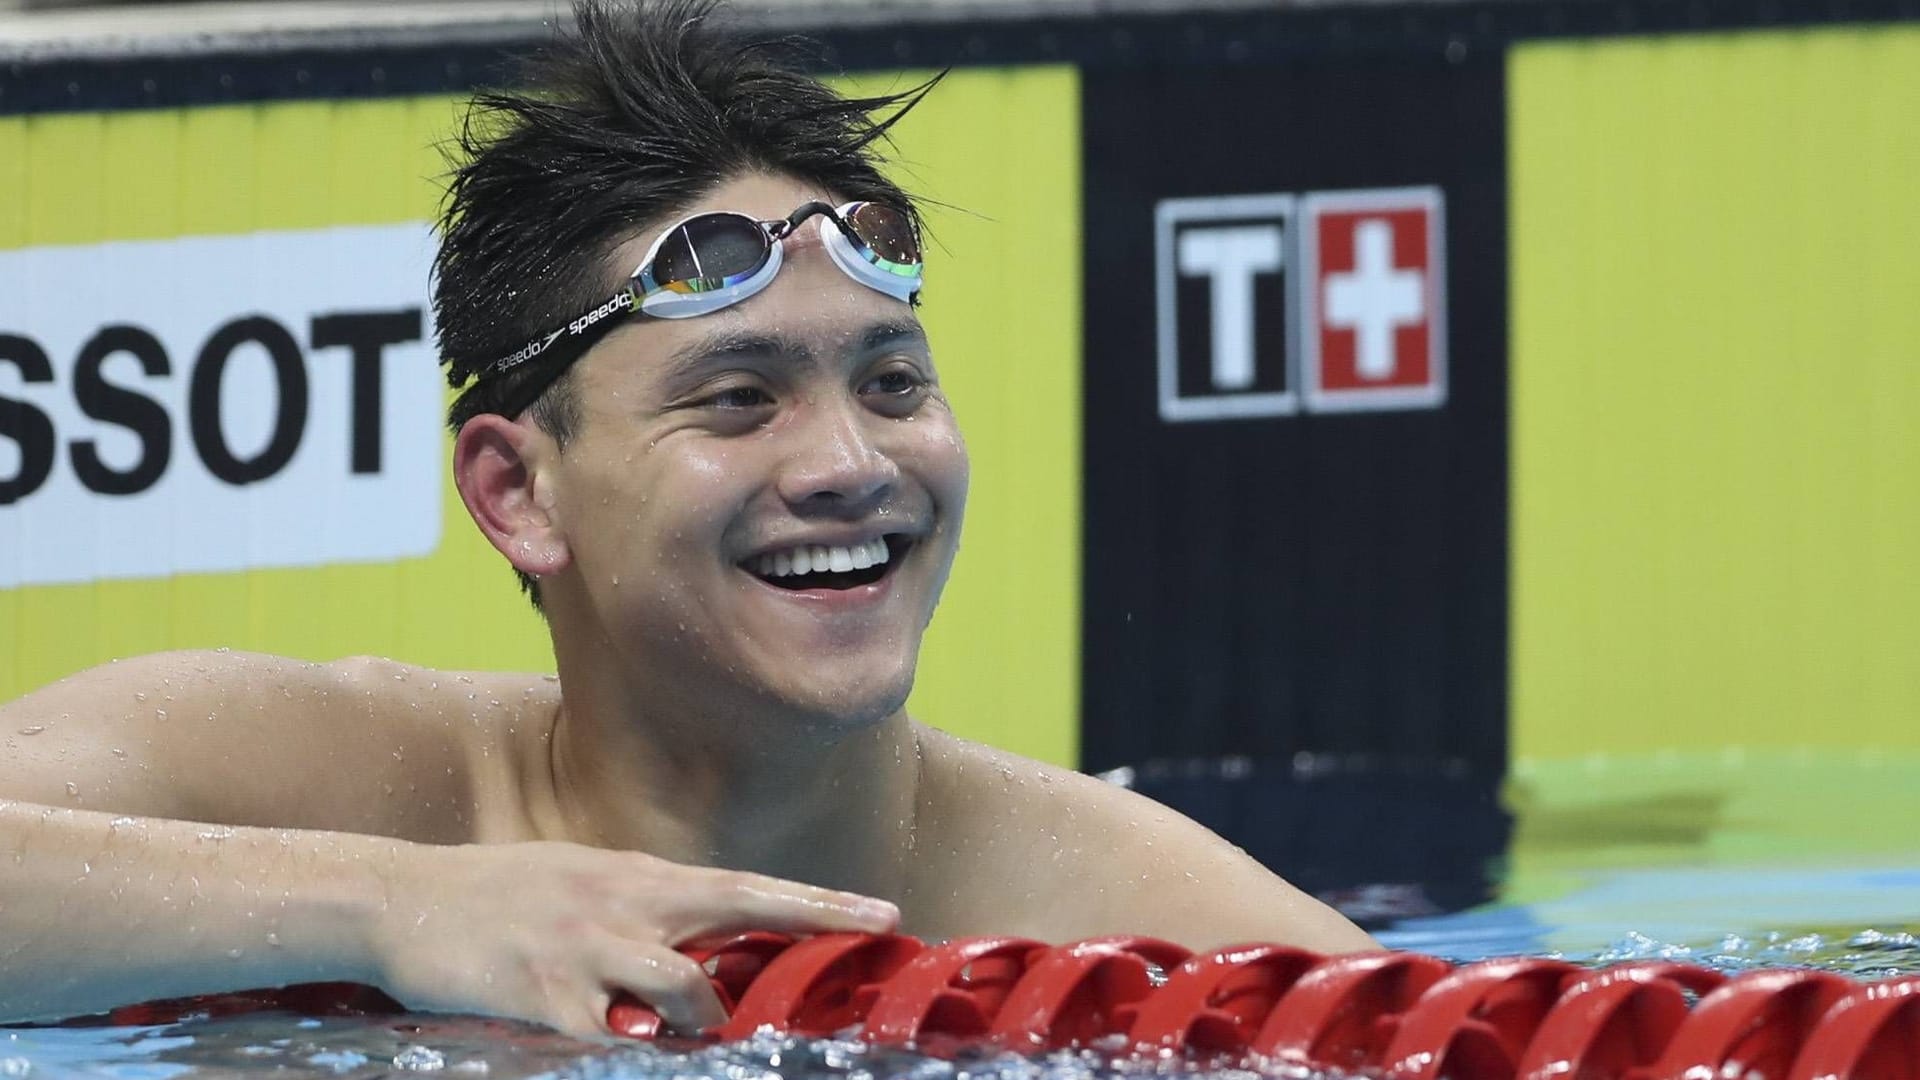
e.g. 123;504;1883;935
97;933;1920;1078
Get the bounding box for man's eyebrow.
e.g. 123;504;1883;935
858;319;929;355
662;328;813;381
661;320;928;382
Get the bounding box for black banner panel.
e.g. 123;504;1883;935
1079;55;1509;777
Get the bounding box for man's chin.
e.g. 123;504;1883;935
760;663;917;734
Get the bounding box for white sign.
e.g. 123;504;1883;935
0;223;443;588
1154;186;1447;422
1154;193;1298;422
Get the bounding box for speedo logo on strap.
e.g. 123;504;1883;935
492;329;566;374
489;293;633;376
569;293;634;338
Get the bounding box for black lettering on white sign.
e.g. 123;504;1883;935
0;307;423;504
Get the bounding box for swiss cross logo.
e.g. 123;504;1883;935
1154;185;1445;422
1301;187;1446;412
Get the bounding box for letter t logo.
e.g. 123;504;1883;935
1177;225;1283;391
1154;193;1297;422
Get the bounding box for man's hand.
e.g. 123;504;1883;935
371;841;899;1037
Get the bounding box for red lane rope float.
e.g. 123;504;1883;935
1128;944;1320;1056
862;935;1045;1046
94;933;1920;1079
1378;957;1585;1078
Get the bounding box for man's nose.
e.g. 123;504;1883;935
775;396;899;513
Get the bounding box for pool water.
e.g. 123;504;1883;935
9;757;1919;1078
8;886;1916;1079
8;933;1917;1080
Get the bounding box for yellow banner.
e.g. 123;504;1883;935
0;69;1082;767
1509;25;1920;761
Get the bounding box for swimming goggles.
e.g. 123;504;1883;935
479;200;923;417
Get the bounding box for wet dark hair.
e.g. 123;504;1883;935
434;0;936;610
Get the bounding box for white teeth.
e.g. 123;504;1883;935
750;537;894;579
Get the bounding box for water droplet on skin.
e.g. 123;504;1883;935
64;782;78;797
134;692;147;702
17;726;43;736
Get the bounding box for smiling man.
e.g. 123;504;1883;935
0;0;1372;1037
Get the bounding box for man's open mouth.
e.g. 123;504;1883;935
743;535;912;591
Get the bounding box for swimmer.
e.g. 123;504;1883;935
0;0;1374;1037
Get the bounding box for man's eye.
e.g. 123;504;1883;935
704;386;774;409
862;370;925;397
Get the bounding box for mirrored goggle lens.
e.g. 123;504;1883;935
648;214;771;292
844;202;921;267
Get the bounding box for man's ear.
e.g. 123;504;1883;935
453;414;572;579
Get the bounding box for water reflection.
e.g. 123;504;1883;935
12;752;1919;1077
10;927;1917;1080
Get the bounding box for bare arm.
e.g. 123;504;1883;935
0;652;897;1032
0;800;390;1020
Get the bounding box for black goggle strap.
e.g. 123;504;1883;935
482;286;637;418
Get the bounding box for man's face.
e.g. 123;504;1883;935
544;172;968;729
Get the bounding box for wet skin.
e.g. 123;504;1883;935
454;173;967;895
494;173;968;741
0;172;1374;1037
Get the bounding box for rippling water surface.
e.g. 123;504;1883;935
9;925;1916;1080
14;757;1920;1079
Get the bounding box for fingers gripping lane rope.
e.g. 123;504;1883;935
102;933;1920;1078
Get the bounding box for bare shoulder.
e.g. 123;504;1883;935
912;725;1375;953
0;650;553;842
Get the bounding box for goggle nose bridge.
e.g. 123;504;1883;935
765;201;862;244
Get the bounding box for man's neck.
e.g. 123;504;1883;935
528;654;924;901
